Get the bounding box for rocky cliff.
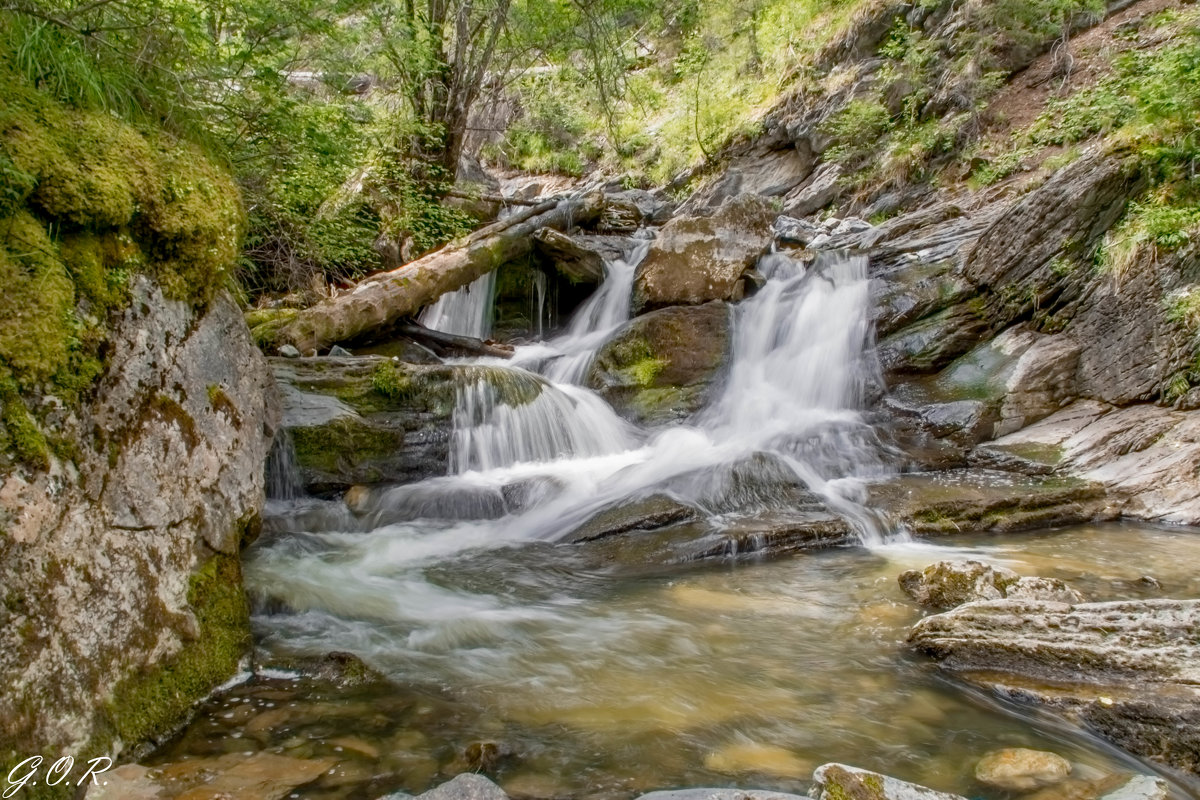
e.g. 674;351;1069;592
0;69;276;786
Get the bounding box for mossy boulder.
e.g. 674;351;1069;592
587;301;731;426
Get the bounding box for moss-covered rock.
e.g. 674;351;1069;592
0;66;243;467
587;301;731;426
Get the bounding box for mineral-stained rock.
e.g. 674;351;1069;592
587;301;731;426
636;790;809;800
898;560;1084;609
810;763;967;800
633;194;776;312
909;598;1200;775
974;748;1072;791
87;751;335;800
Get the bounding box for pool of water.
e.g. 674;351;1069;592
153;521;1200;799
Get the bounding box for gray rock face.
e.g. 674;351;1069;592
532;227;606;284
1099;775;1170;800
0;278;277;760
978;400;1200;524
898;560;1084;609
910;598;1200;775
811;763;967;800
587;301;731;426
633;194;776;312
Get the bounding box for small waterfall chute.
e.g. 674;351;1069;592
450;366;638;474
419;270;497;340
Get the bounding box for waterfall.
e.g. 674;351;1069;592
419;271;497;339
446;247;893;544
511;240;651;384
265;429;304;501
450;367;637;473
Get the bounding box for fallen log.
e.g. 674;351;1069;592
276;191;606;353
394;323;514;359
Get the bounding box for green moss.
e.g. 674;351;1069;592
0;67;243;466
0;376;49;469
103;553;250;746
372;361;413;400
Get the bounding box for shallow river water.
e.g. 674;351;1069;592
154;521;1200;799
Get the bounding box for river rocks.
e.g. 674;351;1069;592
1098;775;1170;800
587;301;731;425
273;356;460;492
636;790;809;800
633;194;776;312
974;748;1072;791
1;278;277;770
909;598;1200;774
562;494;700;544
898;560;1084;609
976;400;1200;524
412;774;510;800
868;468;1110;535
811;763;967;800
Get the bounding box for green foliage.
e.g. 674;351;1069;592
822;97;894;168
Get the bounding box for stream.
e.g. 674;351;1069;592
159;249;1200;798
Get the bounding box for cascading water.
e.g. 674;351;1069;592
419;270;497;339
510;240;650;384
181;245;1186;800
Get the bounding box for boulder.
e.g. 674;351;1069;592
633;194;776;312
562;494;700;544
587;301;731;426
976;400;1200;524
868;468;1109;536
898;560;1084;609
974;748;1072;791
1;279;277;770
910;598;1200;775
811;763;967;800
1098;775;1170;800
274;356;458;492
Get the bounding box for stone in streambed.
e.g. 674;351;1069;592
974;748;1072;791
413;774;510;800
633;193;776;312
810;763;967;800
909;598;1200;775
1097;775;1170;800
703;741;811;778
898;560;1084;609
587;301;731;427
636;790;810;800
89;753;337;800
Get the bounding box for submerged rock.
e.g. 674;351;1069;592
974;748;1072;791
909;598;1200;775
633;194;776;312
587;301;731;426
810;763;967;800
88;752;337;800
898;560;1084;609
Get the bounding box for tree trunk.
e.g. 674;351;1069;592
275;191;606;353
